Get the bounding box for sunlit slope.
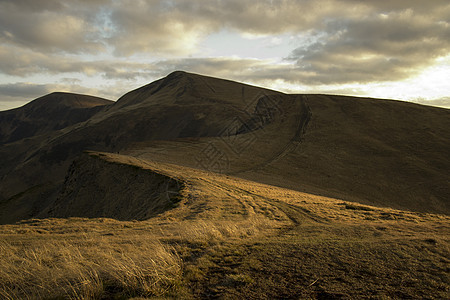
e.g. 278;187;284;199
1;151;449;298
49;151;449;229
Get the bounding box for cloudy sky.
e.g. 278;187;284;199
1;0;449;110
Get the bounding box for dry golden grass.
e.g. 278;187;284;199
0;232;182;299
1;152;449;298
0;212;274;299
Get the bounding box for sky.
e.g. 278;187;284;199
0;0;449;111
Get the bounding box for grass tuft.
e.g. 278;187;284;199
0;236;182;299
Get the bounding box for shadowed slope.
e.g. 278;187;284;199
0;71;449;225
239;95;450;214
46;151;449;228
0;71;288;224
44;152;183;221
126;92;450;214
111;71;281;109
0;92;113;144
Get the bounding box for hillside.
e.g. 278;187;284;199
45;152;183;220
0;71;449;226
0;92;113;144
120;73;450;214
1;151;448;298
1;69;449;298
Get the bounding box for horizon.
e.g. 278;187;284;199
2;70;450;112
1;1;449;110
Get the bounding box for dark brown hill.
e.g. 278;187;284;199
0;92;113;144
243;95;450;213
126;92;450;214
0;72;286;223
0;71;449;224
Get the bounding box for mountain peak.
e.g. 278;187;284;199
166;70;188;77
113;71;281;110
24;92;113;110
0;93;113;144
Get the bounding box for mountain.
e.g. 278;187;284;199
1;71;450;299
0;92;113;144
0;71;449;225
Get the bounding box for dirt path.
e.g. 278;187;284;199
199;176;325;230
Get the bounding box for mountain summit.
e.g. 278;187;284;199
112;70;281;110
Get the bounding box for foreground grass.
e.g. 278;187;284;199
0;215;271;300
0;230;182;299
2;215;448;299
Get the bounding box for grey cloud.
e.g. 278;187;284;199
287;8;450;84
342;0;450;13
0;0;449;88
0;0;392;56
78;0;450;58
0;44;276;82
0;0;107;54
106;1;217;55
1;0;449;58
0;82;50;98
0;45;150;78
0;0;64;12
59;78;83;85
105;0;366;55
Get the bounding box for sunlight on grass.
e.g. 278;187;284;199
0;236;182;299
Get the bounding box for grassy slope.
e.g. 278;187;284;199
0;72;284;223
125;93;450;215
1;152;448;299
1;72;449;226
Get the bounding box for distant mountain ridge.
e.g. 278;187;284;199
0;71;449;224
0;92;113;144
